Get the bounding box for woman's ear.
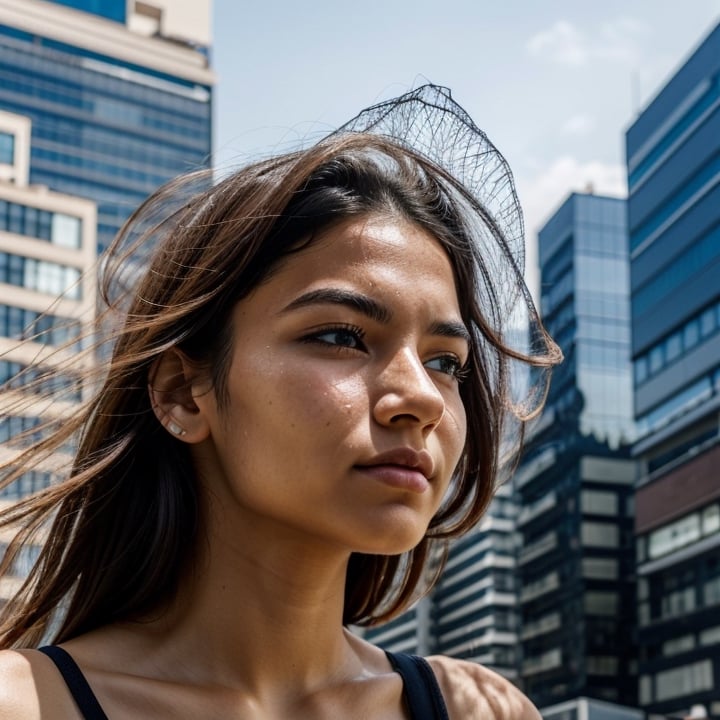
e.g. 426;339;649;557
148;349;212;443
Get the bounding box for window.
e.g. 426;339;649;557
662;635;695;656
634;226;720;316
704;576;720;607
700;305;717;337
649;345;664;374
700;625;720;646
581;522;619;548
684;319;700;351
655;660;714;701
520;571;559;603
0;415;41;443
586;656;618;675
662;586;696;619
584;591;618;616
51;213;82;249
582;558;618;580
521;647;562;675
0;131;14;165
581;489;618;515
639;675;652;705
0;252;81;299
703;504;720;536
0;200;82;249
0;361;82;402
0;307;81;346
649;513;701;559
665;330;682;362
0;470;53;501
637;376;713;435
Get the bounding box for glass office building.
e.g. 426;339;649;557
0;0;213;252
516;193;637;707
626;20;720;719
364;483;521;681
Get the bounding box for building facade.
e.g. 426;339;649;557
0;0;213;252
364;482;521;681
626;21;720;719
516;193;636;707
0;110;96;599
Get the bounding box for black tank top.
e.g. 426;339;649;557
39;645;450;719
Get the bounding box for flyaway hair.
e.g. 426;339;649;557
0;84;561;645
335;85;557;421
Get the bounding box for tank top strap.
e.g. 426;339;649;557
38;646;109;720
385;650;450;720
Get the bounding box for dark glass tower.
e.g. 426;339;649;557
516;193;637;707
626;20;720;719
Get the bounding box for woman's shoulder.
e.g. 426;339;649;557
0;649;40;718
425;655;541;720
0;648;78;719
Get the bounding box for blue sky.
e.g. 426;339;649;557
212;1;720;294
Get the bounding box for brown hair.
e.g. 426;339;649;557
0;132;560;648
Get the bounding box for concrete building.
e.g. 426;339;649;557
626;20;720;719
364;482;521;681
0;0;214;252
516;193;637;707
0;110;96;598
541;697;645;720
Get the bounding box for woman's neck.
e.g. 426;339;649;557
122;497;361;697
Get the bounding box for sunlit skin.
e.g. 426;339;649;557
189;214;469;559
0;216;541;719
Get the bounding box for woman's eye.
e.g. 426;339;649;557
425;355;466;380
302;325;366;350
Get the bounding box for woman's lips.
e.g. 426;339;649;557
354;448;434;494
354;463;430;493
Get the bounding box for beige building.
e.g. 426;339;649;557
0;111;96;599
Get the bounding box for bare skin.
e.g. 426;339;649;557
0;217;540;719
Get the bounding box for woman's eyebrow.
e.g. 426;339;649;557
429;320;471;345
282;288;470;343
280;288;392;323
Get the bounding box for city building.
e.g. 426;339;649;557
541;696;644;720
0;110;96;600
364;482;521;681
0;0;213;253
516;193;636;707
625;20;720;719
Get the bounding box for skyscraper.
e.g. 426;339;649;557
0;0;213;252
516;193;636;707
626;21;720;718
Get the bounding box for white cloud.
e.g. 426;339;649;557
526;21;587;66
527;16;650;66
516;157;627;300
561;113;596;135
521;156;627;235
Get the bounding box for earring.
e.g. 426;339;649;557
167;420;187;437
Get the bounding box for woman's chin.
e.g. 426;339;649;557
352;528;428;556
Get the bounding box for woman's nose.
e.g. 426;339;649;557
372;348;446;432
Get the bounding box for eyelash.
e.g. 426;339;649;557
300;325;470;382
427;355;471;382
300;324;367;350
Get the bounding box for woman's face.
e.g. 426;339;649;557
192;214;469;555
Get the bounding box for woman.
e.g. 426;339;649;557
0;86;559;718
